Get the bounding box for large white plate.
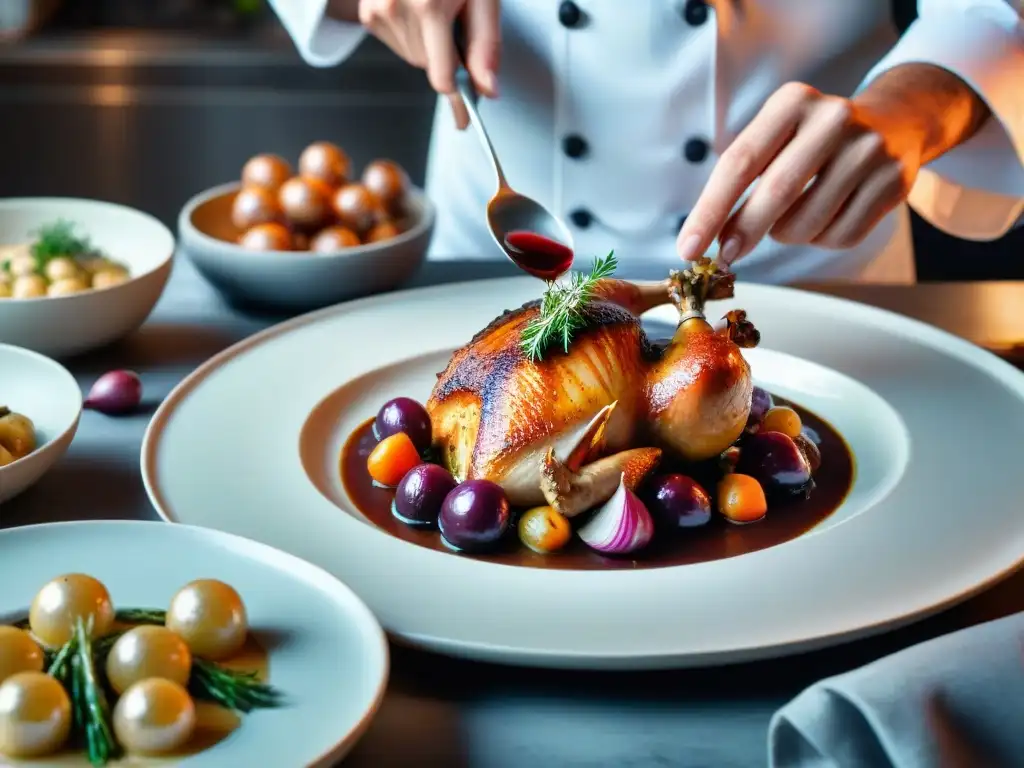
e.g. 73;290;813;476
141;277;1024;669
0;521;388;766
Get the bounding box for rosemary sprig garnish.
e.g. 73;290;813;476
190;660;283;713
114;608;167;625
520;251;617;362
71;619;122;766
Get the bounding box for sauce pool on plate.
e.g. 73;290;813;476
339;397;854;571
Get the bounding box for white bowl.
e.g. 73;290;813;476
0;197;175;358
0;343;82;504
178;182;435;312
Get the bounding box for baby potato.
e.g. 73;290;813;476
12;274;46;299
44;257;80;282
231;186;283;231
91;268;129;290
0;444;14;467
47;277;89;297
8;254;38;278
365;221;400;243
0;410;36;459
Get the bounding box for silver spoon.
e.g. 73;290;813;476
452;32;575;279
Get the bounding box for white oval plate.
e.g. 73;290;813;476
0;344;82;504
0;521;388;766
142;277;1024;669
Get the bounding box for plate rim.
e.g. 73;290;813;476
0;518;391;766
140;276;1024;667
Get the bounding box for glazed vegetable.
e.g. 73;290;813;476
361;159;408;213
112;678;196;756
310;226;360;252
166;580;247;661
374;397;432;452
393;463;456;526
643;474;712;530
0;671;72;757
241;153;292;192
0;627;44;684
29;574;115;649
577;473;654;555
794;432;822;473
0;407;36;459
761;406;802;438
736;431;812;495
438;480;511;552
84;370;143;415
298;141;350;188
366;221;401;243
332;184;381;235
278;176;332;230
717;474;768;523
239;222;293;252
105;626;192;694
746;386;774;431
517;506;571;554
231;186;282;231
367;432;422;487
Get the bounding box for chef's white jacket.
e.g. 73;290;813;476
268;0;1024;284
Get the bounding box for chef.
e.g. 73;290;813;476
266;0;1023;284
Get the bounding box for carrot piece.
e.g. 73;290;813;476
367;432;421;487
717;474;768;524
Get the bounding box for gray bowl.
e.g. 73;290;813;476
178;182;435;312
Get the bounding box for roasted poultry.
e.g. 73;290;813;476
426;259;760;515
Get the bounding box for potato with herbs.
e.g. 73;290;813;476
0;407;36;464
0;220;130;300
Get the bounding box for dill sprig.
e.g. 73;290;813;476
30;219;97;269
520;251;617;362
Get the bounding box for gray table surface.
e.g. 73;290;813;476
2;256;1021;768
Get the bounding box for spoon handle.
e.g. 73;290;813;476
452;19;510;190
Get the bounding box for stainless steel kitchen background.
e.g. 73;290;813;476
0;1;1019;280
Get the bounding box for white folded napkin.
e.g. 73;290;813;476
769;611;1024;768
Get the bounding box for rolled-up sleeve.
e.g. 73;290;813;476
266;0;367;68
859;0;1024;240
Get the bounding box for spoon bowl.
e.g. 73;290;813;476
454;60;575;279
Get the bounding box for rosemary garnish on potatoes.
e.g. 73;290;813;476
520;251;617;362
30;219;97;271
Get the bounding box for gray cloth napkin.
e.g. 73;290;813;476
768;611;1024;768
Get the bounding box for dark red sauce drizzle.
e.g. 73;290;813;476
504;230;574;281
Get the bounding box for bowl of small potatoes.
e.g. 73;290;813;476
178;141;435;312
0;343;82;504
0;198;175;358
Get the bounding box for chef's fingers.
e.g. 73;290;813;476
360;1;428;69
419;5;460;94
676;82;808;262
811;161;908;249
464;0;501;97
716;98;852;263
770;131;888;245
420;7;466;127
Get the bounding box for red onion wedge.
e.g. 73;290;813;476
84;370;142;415
577;473;654;555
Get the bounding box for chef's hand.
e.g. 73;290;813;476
355;0;501;130
676;66;988;266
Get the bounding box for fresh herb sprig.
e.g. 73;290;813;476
30;220;96;270
520;251;617;362
63;619;122;767
190;661;282;713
